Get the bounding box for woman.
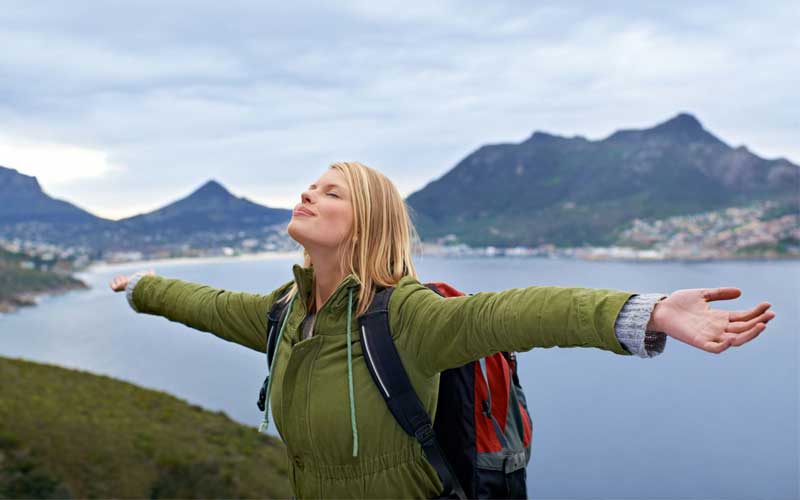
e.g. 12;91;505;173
110;161;775;499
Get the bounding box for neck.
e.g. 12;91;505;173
307;249;348;314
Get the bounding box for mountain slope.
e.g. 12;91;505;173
117;180;292;234
0;356;291;499
406;112;799;247
0;166;107;226
0;169;293;251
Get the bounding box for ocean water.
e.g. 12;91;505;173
1;253;797;499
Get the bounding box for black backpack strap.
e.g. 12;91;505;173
267;293;292;370
358;286;467;500
257;289;293;412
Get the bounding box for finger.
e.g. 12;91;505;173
726;311;776;333
728;323;766;347
704;337;732;354
703;287;741;302
728;302;771;322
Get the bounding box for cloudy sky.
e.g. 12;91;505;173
2;0;797;220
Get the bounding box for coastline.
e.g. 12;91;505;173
0;280;89;315
81;249;305;275
82;247;800;276
4;250;304;317
574;253;800;263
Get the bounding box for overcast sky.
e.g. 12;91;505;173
1;1;797;220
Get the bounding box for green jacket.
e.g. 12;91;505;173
130;263;636;499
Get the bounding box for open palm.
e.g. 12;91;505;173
653;287;775;354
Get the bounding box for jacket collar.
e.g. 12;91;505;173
291;263;362;312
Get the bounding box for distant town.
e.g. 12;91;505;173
2;199;796;279
423;198;798;261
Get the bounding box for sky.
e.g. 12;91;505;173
1;0;798;220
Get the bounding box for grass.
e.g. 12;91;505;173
0;356;291;499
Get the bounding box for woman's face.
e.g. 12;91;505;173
288;168;354;252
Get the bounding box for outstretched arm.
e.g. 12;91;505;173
390;277;640;376
115;271;293;353
389;279;775;376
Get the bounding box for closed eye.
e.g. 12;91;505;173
327;192;339;198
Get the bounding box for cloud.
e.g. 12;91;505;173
0;135;123;185
0;0;797;219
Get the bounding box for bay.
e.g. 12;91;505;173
1;253;797;499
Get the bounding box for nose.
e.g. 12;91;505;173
301;190;313;204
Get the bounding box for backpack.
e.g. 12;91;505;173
257;281;533;499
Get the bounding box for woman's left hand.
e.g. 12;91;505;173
648;287;776;354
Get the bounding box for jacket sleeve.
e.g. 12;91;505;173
389;276;637;376
128;274;294;353
614;293;669;358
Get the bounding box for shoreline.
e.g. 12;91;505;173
81;248;800;275
573;253;800;263
0;281;89;315
82;249;305;274
3;250;304;317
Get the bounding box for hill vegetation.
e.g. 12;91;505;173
0;356;291;499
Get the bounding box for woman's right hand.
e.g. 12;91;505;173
109;269;156;292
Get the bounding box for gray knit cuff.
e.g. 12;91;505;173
125;272;151;313
614;293;669;358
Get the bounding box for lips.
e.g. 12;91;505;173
293;207;315;217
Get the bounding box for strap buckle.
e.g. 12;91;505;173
414;423;436;447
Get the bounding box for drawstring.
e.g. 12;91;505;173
346;287;359;457
259;294;296;434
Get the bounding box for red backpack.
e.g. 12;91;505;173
258;282;533;499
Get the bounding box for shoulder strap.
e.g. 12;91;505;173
256;289;293;413
358;285;467;500
266;291;293;371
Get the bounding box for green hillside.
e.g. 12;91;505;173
0;356;291;499
0;248;87;313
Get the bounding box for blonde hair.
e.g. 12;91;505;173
280;161;422;318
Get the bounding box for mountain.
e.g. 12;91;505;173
4;113;797;253
406;112;800;247
0;170;293;252
0;356;291;498
0;166;107;226
117;180;292;234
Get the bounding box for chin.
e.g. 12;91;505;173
287;223;306;246
288;224;321;249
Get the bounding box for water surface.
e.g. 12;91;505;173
2;254;797;499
